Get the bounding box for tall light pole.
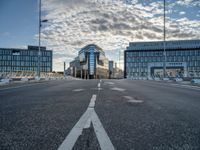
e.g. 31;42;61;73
118;47;120;70
37;0;47;79
37;0;42;78
163;0;167;78
64;62;66;77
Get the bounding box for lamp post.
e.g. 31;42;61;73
37;0;42;79
118;47;120;70
64;61;66;77
163;0;167;78
37;0;48;79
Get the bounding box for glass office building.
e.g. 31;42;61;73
0;45;52;73
70;44;109;79
124;40;200;78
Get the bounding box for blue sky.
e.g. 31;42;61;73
0;0;200;71
0;0;38;48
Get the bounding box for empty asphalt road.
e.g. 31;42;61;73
0;79;200;150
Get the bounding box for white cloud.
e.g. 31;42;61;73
38;0;200;71
179;11;186;15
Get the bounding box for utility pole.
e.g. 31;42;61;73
37;0;42;79
37;0;48;79
64;62;66;77
118;48;120;70
163;0;167;78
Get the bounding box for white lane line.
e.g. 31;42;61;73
105;82;114;85
89;95;96;108
111;87;126;92
92;111;115;150
73;89;84;92
127;99;143;103
98;83;101;88
98;82;101;91
58;94;115;150
123;96;132;100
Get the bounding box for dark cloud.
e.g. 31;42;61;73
91;18;109;25
112;23;132;30
98;24;110;31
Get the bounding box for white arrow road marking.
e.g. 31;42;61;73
92;110;115;150
84;118;91;129
58;95;115;150
58;108;93;150
123;96;143;103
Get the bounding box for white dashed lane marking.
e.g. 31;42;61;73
123;96;144;103
110;87;126;92
72;89;84;92
98;83;101;88
105;82;114;85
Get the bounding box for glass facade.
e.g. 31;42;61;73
0;46;52;73
71;44;109;79
124;40;200;78
89;46;95;75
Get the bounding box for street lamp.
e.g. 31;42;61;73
163;0;167;78
37;0;48;79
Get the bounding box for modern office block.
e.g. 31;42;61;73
0;45;52;73
124;40;200;78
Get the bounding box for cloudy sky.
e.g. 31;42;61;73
0;0;200;71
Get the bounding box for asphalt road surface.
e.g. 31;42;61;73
0;79;200;150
